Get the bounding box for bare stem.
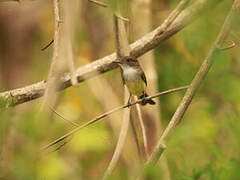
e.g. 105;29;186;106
41;39;54;51
134;96;148;157
0;0;19;2
63;0;78;87
40;0;62;109
88;0;107;8
146;0;239;167
113;15;130;57
41;86;188;151
48;105;79;127
159;0;190;33
102;87;130;180
52;0;61;78
0;0;221;109
102;12;131;179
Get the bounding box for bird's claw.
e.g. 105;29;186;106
141;98;147;105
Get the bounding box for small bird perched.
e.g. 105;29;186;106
113;56;156;106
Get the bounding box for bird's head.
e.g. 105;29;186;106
113;56;139;68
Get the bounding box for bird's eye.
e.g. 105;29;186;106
126;59;131;62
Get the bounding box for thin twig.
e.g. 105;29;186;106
115;13;130;22
0;0;19;2
134;96;148;157
0;0;221;109
88;0;107;7
52;0;61;74
159;0;190;34
63;0;78;87
217;40;236;51
102;87;130;180
41;0;62;109
113;16;122;58
41;86;188;151
113;15;130;57
41;39;54;51
130;115;143;158
102;12;131;179
146;0;239;167
132;0;171;178
48;105;79;127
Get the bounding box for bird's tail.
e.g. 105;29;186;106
139;93;156;106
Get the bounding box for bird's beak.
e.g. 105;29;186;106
112;59;121;64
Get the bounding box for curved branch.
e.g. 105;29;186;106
0;0;222;108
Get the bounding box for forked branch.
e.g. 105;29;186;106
0;0;222;109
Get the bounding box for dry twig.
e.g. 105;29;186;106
146;0;239;168
48;105;79;127
63;0;79;87
0;0;19;2
41;0;62;109
159;0;190;33
88;0;107;7
102;12;131;179
41;39;54;51
133;96;148;157
102;87;130;180
41;86;188;150
0;0;222;109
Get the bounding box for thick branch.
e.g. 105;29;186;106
0;0;222;108
146;0;239;167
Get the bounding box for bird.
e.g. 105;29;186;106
113;56;156;106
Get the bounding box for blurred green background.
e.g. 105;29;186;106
0;0;240;180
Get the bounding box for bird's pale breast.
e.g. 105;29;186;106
123;68;146;96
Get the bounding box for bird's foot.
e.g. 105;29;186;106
141;98;147;105
127;102;131;108
127;94;132;108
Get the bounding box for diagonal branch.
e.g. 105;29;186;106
158;0;190;34
88;0;107;7
146;0;239;168
0;0;222;109
41;86;188;151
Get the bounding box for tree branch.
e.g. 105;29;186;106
41;86;188;151
102;10;131;179
40;0;62;109
145;0;239;168
88;0;107;7
0;0;19;2
0;0;222;109
102;87;130;180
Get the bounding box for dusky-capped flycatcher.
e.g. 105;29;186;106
113;56;156;106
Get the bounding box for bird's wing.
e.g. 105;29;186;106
120;68;126;85
140;71;147;86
